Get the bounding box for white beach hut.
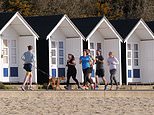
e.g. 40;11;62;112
73;16;123;85
0;12;39;83
124;19;154;84
26;14;85;83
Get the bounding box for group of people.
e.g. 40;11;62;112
65;49;119;90
21;45;119;91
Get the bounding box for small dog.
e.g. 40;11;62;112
47;76;65;90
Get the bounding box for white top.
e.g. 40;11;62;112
107;56;119;70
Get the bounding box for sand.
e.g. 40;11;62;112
0;91;154;115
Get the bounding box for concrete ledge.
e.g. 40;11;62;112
0;91;154;98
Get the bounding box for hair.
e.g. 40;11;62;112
86;49;90;52
68;54;75;61
109;51;113;55
28;45;33;50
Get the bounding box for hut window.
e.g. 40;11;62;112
59;42;64;48
59;41;64;65
90;43;94;49
51;41;56;48
127;44;131;50
52;58;56;64
97;43;101;50
133;44;139;66
3;40;9;64
59;58;64;65
10;40;17;64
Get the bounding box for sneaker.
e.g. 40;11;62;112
21;86;25;91
64;86;68;90
91;84;95;90
78;86;83;90
104;85;108;91
95;85;99;90
85;86;89;90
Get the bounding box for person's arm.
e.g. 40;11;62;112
79;57;82;64
68;60;76;66
21;53;25;61
113;57;119;65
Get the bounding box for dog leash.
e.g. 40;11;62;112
32;65;50;77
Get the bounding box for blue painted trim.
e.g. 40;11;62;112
58;68;65;77
133;69;140;78
128;70;132;78
10;67;18;77
3;68;8;77
52;69;56;77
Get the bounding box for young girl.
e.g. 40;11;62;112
65;54;81;90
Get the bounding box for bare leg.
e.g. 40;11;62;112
29;72;33;90
21;72;30;91
95;76;99;86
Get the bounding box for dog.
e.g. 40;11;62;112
47;76;65;90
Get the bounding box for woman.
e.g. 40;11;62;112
107;52;119;90
80;50;95;90
65;54;81;90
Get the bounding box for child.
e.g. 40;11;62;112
21;45;34;91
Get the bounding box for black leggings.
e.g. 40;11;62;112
110;69;118;86
83;68;93;86
67;70;80;88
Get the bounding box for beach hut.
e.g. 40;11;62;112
0;12;39;83
26;14;85;83
123;19;154;84
72;16;123;85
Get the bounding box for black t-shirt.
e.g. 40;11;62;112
96;55;104;70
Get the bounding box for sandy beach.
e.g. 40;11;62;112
0;91;154;115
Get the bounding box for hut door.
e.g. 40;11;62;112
50;41;57;78
2;39;18;81
127;44;133;80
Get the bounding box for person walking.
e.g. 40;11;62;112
95;50;108;90
80;50;95;90
107;52;119;90
21;45;34;91
65;54;81;90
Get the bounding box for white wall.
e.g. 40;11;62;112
0;35;2;82
89;31;121;84
18;36;37;83
140;40;154;83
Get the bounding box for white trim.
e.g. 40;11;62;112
0;12;39;39
46;15;85;40
124;19;154;43
86;16;123;42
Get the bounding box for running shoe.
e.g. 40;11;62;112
21;86;25;91
64;86;68;90
104;85;108;90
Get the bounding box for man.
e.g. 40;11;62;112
21;45;34;91
107;52;119;90
95;50;108;90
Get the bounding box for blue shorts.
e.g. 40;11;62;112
23;63;32;72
